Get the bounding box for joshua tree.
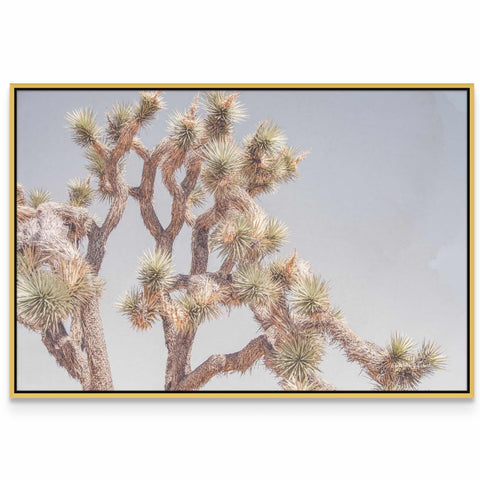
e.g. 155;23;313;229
16;91;445;391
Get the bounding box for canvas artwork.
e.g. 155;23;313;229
11;85;473;398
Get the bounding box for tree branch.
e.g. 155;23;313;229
131;137;150;163
165;149;203;242
310;374;335;391
41;322;91;390
298;310;435;389
190;200;225;274
130;139;168;246
308;311;385;382
176;335;270;391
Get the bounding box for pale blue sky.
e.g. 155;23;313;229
16;89;468;391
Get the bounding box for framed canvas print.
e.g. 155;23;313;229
10;84;473;398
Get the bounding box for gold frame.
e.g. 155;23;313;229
10;84;475;399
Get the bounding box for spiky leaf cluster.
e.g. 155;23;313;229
211;213;288;263
203;91;245;139
260;217;289;255
137;249;175;292
85;149;126;177
85;150;107;177
106;103;134;142
415;341;446;374
378;335;446;390
273;332;324;382
17;246;45;277
245;121;286;158
268;253;299;287
290;275;330;316
27;188;51;208
17;269;72;332
282;377;319;391
187;186;206;208
233;264;280;306
118;287;160;330
167;110;202;151
134;91;165;126
89;212;102;225
201;140;242;194
56;256;103;309
211;215;253;262
177;279;224;329
242;146;306;196
275;147;305;182
240;121;286;196
17;246;104;333
386;333;415;363
66;108;102;147
84;149;126;201
67;178;94;207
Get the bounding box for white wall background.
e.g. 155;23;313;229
1;1;478;479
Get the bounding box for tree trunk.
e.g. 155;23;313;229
80;297;113;390
41;323;91;390
164;329;196;390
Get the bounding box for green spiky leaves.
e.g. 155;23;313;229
56;256;103;309
118;287;160;331
211;216;254;262
17;247;44;276
201;140;242;194
386;333;415;363
85;149;126;177
240;121;286;196
274;147;305;182
17;249;103;333
118;287;142;324
233;264;280;306
211;213;288;263
118;249;176;330
203;91;245;139
261;217;289;254
134;91;165;127
84;149;126;202
106;103;134;142
17;269;72;332
178;279;224;329
417;341;446;371
274;332;324;382
378;334;446;390
282;377;319;391
67;178;94;207
242;144;308;197
245;121;286;158
137;249;175;292
385;334;445;371
268;253;299;287
187;187;206;208
66;108;102;147
290;275;330;317
239;120;307;196
85;149;107;177
27;188;51;208
168;110;202;151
